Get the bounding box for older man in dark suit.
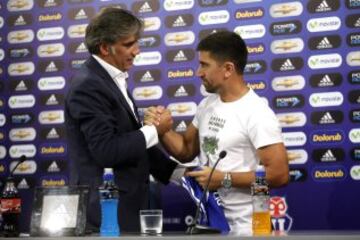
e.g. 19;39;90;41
65;7;177;232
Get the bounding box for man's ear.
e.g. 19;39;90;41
223;62;235;78
99;43;111;56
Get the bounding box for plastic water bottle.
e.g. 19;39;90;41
0;177;21;237
99;168;120;236
251;165;271;235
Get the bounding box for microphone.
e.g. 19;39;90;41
9;155;27;178
186;150;227;235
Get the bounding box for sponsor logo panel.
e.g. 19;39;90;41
67;24;87;38
40;175;67;187
133;69;161;83
346;51;360;66
308;35;342;50
271;38;304;54
167;102;197;117
269;2;303;18
246;43;265;55
347;32;360;47
68;7;95;21
36;27;64;41
350;165;360;180
311;110;343;125
163;0;194;11
308;53;342;69
346;0;360;9
11;113;34;125
309;92;343;107
271;57;304;72
8;94;35;109
287;149;308;165
244;60;266;74
37;0;64;8
307;0;340;13
38;60;64;73
309;73;342;88
0;114;5;127
282;132;307;147
270;196;294;232
68;42;88;54
38;110;64;124
349;128;360;143
349;109;360;123
164;31;195;46
247;80;267;92
312;166;346;181
40;160;67;173
273;95;305;109
165;14;194;28
7;14;33;27
199;28;228;40
134;51;162;66
277;112;306;128
307;16;341;32
138;34;161;48
272;75;305;91
289;168;307;182
10;79;34;92
132;0;160;14
9;144;36;158
311;130;344;144
235;7;264;20
8;61;35;76
173;119;192;132
168;68;194;80
312;148;345;163
39;142;67;157
270;20;302;36
199;0;228;7
166;84;196;98
40;127;65;140
9;127;36;142
346;14;360;28
38;13;62;22
143;17;161;32
0;146;6;159
166;49;195;63
132;86;162;100
40;93;64;106
10;160;37;175
8;29;34;44
8;46;34;59
348;90;360;104
234;24;265;39
38;76;65;91
7;0;34;11
351;147;360;161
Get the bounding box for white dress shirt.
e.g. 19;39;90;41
92;55;158;149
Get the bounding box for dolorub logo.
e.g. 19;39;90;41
312;165;346;182
311;130;344;144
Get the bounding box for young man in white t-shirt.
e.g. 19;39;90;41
145;31;289;234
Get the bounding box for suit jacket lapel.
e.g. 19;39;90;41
86;56;140;126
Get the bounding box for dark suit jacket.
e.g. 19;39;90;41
65;56;177;232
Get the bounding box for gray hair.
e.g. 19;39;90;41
85;7;143;54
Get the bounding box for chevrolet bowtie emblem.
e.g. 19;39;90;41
42;113;60;121
168;34;189;43
10;65;29;73
274;5;297;14
287;152;301;161
12;130;31;138
40;46;59;54
136;89;156;97
71;26;86;35
10;0;29;8
276;79;299;87
171;105;190;113
11;32;29;41
279;115;300;124
275;42;298;50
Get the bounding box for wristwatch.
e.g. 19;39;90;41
222;172;232;189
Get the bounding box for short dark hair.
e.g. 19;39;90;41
196;31;248;74
85;7;143;54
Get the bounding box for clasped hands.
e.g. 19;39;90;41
144;106;173;135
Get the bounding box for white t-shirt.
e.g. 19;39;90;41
192;88;283;235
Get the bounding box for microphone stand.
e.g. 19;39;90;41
186;151;227;235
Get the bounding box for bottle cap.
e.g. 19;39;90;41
103;168;114;181
255;165;265;177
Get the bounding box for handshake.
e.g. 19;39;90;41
144;106;173;136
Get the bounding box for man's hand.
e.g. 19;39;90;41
144;106;173;135
186;166;225;191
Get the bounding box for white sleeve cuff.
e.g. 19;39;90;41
140;125;159;149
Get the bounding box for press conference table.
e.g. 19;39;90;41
9;231;360;239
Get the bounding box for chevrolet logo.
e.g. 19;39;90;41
351;57;360;62
70;26;86;35
40;46;60;54
275;41;298;51
276;78;299;87
136;89;157;97
170;105;191;113
10;32;30;41
10;64;30;73
11;130;31;138
144;20;156;29
279;115;300;124
10;0;29;9
287;151;301;161
41;113;61;121
17;162;31;171
167;34;189;43
274;5;297;14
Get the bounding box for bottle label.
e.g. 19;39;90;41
1;198;21;213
